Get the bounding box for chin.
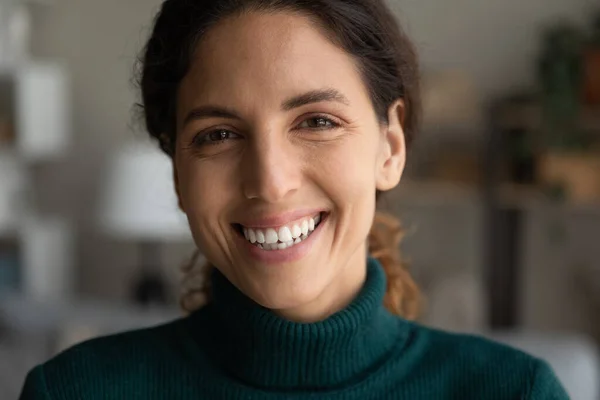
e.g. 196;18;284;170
246;272;330;312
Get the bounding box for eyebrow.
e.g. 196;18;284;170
281;88;350;111
183;106;242;127
183;88;350;127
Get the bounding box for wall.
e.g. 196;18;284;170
391;0;599;97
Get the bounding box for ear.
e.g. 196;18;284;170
376;99;406;191
172;159;185;212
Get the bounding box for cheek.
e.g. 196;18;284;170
175;156;239;244
307;135;379;256
308;132;379;205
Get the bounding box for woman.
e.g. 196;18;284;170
21;0;568;399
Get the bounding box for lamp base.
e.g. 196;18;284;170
130;242;169;307
132;270;168;306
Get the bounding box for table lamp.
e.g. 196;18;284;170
98;140;191;307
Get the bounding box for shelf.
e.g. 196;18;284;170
497;184;600;214
497;103;600;133
385;180;600;214
581;106;600;132
386;180;479;208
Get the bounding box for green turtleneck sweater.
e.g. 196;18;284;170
20;258;568;399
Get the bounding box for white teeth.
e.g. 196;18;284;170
301;220;309;236
242;213;325;250
278;226;293;242
256;230;265;244
292;224;302;239
251;231;313;251
265;228;278;244
248;229;257;243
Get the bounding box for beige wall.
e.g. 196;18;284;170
392;0;598;96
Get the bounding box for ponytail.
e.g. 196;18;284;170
367;212;420;319
179;211;420;319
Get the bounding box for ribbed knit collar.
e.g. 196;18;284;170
189;258;407;390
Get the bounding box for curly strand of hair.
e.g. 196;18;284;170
179;211;420;319
368;212;420;320
179;249;212;314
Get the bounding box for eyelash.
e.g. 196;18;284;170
190;115;341;147
295;115;341;131
191;129;242;147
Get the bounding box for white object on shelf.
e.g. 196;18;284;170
20;215;74;301
98;140;190;241
0;1;30;68
0;151;27;235
6;3;31;65
15;61;70;160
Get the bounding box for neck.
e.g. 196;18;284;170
187;258;409;390
274;248;368;323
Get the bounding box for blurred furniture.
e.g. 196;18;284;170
98;141;190;306
423;271;600;399
0;60;72;300
0;293;179;399
538;151;600;203
485;95;600;329
422;271;486;334
488;330;600;400
583;12;600;106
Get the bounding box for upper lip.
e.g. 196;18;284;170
234;209;325;229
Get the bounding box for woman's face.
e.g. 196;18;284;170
174;11;405;321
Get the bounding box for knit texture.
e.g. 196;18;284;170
20;258;568;399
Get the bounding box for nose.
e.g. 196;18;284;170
242;132;301;203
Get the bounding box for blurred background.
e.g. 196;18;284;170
0;0;599;398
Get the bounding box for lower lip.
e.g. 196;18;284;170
235;215;327;264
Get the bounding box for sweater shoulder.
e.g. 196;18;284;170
396;323;567;398
412;324;536;365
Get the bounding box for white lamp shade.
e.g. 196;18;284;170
99;141;190;241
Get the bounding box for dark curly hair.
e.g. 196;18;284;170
137;0;422;319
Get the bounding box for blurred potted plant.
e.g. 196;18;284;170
583;11;600;105
538;23;585;149
537;22;600;204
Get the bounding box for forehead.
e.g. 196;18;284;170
178;11;369;113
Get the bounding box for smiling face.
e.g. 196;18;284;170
174;10;406;321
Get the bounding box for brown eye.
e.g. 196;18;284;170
208;130;231;141
298;116;339;130
193;129;242;146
